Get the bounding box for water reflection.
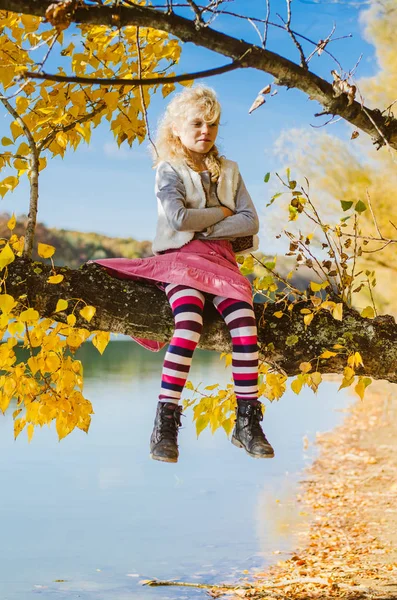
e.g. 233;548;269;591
0;342;352;600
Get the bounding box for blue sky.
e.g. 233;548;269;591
1;0;378;250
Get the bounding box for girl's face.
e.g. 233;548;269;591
174;107;219;156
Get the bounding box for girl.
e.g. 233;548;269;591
95;86;274;463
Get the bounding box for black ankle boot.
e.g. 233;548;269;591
231;400;275;459
150;402;183;463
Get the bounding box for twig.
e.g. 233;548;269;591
136;27;158;158
277;0;307;70
142;579;244;590
37;102;106;152
248;17;265;47
382;97;397;115
348;213;358;306
186;0;204;27
0;97;39;259
366;188;382;239
357;89;397;160
22;60;242;87
263;0;271;48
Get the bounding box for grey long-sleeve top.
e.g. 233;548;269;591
155;161;259;240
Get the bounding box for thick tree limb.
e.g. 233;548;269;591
1;0;396;150
7;258;397;383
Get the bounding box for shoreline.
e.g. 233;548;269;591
241;380;397;599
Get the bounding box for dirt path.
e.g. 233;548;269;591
230;381;397;599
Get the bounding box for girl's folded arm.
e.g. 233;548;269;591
156;162;225;232
200;175;259;239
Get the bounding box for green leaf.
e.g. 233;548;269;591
340;200;353;212
264;261;276;270
264;172;270;183
286;335;299;347
266;192;282;207
355;200;367;214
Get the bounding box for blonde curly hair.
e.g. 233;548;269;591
153;85;222;182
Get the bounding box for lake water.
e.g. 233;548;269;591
0;341;352;600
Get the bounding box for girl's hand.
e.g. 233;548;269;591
221;207;234;218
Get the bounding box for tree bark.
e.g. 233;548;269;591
1;0;396;150
7;257;397;384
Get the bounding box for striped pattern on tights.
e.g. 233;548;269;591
159;284;205;402
159;284;259;403
213;297;258;400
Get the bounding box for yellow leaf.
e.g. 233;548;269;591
38;243;55;258
44;352;61;373
27;423;34;443
195;414;209;437
1;137;13;146
79;305;96;322
311;371;322;386
19;308;39;322
354;351;364;367
319;350;337;359
0;294;17;314
7;213;16;230
304;313;314;326
321;301;336;310
16;96;29;113
92;331;110;355
0;243;15;269
361;306;375;319
299;362;312;373
67;313;76;326
332;303;343;321
14;417;26;440
184;380;194;391
344;366;355;380
205;383;219;391
310;281;322;292
355;379;366;401
28;356;40;375
273;311;284;318
55;299;68;313
47;274;64;284
56;131;68;149
291;378;303;395
221;417;234;437
8;320;24;336
0;391;11;414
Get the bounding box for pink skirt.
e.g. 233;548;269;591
93;239;253;351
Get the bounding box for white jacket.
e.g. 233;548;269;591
152;158;258;255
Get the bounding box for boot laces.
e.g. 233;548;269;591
159;405;182;440
244;404;264;437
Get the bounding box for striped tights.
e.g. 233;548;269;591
159;284;259;403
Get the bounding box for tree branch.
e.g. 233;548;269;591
1;0;396;149
22;59;242;87
0;97;39;258
6;257;397;384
